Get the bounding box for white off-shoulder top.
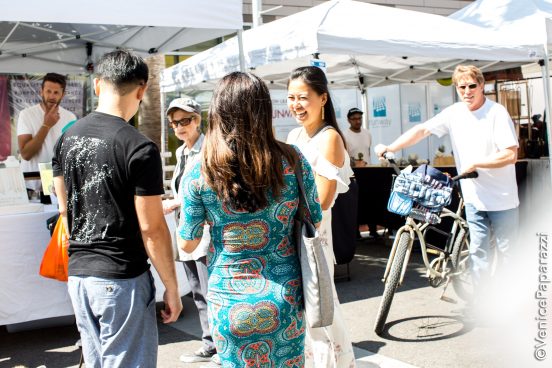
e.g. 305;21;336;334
287;125;353;208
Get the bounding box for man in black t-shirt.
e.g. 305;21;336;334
53;50;182;367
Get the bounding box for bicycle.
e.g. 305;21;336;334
373;152;478;336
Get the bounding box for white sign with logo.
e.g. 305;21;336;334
368;84;402;159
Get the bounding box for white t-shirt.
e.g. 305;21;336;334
17;104;76;173
343;128;372;163
423;98;519;211
170;134;210;261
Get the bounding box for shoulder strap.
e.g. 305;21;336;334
293;150;313;225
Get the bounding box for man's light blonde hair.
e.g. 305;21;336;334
452;65;485;86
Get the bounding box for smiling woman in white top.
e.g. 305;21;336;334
286;66;356;368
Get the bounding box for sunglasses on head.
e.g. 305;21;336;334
457;83;478;91
169;117;195;128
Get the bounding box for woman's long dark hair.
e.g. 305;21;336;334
287;66;346;148
202;72;297;212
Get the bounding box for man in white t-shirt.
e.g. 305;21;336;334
375;65;519;290
17;73;76;190
343;107;372;167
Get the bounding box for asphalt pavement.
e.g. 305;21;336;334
0;235;546;368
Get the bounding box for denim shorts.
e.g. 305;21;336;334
68;270;158;368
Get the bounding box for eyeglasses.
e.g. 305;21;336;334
169;117;195;128
457;83;479;91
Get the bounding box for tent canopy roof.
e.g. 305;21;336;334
450;0;552;47
0;0;243;74
161;0;542;93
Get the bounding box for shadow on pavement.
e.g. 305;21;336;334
353;340;387;354
376;314;474;342
0;324;81;368
157;317;198;346
335;238;437;304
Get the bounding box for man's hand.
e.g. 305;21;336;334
43;104;61;129
374;144;390;159
461;163;478;175
160;288;183;323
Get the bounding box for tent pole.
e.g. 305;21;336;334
252;0;263;28
360;88;370;163
360;88;368;130
159;88;167;167
238;29;246;72
540;55;552;185
88;73;94;113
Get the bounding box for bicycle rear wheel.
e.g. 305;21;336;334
374;232;410;335
450;231;474;302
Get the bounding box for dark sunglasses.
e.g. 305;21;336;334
169;117;195;128
457;83;478;91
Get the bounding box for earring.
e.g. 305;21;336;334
321;106;325;121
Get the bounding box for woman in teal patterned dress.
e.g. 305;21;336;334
178;72;322;367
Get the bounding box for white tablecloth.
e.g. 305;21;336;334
0;207;190;326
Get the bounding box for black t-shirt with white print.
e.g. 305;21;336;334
52;111;164;279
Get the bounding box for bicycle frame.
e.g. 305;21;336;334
381;190;468;287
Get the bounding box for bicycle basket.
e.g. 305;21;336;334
387;165;453;224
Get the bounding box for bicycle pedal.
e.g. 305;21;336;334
440;295;458;304
426;248;441;256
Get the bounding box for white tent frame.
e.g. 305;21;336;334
160;0;542;154
0;0;244;162
0;0;243;73
161;0;542;94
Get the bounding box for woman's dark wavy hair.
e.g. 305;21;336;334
202;72;297;212
287;66;346;148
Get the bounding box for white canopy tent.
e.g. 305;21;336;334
450;0;552;183
160;0;542;94
0;0;243;74
450;0;552;44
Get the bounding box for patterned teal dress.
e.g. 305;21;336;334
178;149;322;368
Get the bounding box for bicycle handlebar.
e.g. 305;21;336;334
451;171;478;181
381;151;478;182
382;152;401;175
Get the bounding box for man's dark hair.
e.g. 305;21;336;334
42;73;67;91
95;50;149;95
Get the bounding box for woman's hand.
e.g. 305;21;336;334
162;199;180;215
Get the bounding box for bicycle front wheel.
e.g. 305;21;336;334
374;232;410;336
450;228;467;271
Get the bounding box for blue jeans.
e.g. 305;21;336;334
68;270;158;368
464;204;519;283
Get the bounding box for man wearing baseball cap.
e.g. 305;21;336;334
163;97;219;365
343;107;379;238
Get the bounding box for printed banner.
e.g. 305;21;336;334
9;76;85;120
